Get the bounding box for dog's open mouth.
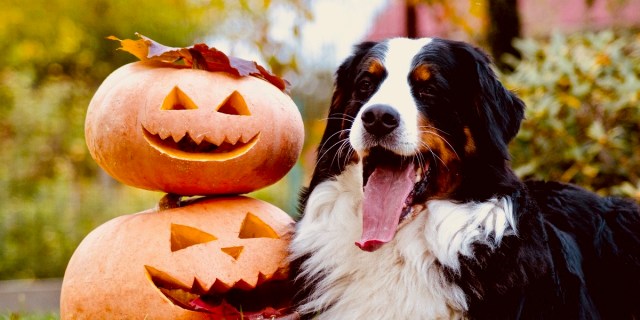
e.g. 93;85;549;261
356;147;431;252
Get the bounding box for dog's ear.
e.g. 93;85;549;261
300;42;377;212
457;43;525;159
325;41;378;138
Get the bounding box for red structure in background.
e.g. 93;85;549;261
365;0;640;41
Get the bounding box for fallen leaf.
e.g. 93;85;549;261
106;35;148;61
190;297;294;319
108;33;289;91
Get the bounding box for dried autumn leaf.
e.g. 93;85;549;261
190;297;293;320
190;298;240;317
107;34;183;63
106;35;148;61
108;33;288;91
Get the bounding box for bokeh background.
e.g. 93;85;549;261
1;0;639;317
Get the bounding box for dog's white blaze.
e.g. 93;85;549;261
350;38;433;157
291;163;518;319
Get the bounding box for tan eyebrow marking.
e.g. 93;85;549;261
412;64;431;82
463;127;476;155
367;58;385;76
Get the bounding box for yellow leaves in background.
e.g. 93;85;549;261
505;30;640;201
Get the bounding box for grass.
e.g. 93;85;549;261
0;313;58;320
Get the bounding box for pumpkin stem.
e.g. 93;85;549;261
158;193;183;210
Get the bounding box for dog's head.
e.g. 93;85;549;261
304;38;525;251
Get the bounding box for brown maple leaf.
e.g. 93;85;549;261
108;33;288;92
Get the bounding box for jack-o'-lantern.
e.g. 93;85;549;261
85;36;304;195
60;196;295;319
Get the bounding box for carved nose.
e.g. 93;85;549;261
361;104;400;137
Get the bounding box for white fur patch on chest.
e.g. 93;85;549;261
290;163;516;319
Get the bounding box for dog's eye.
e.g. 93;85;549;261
416;86;432;100
357;78;374;96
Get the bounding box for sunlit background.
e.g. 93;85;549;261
1;0;639;317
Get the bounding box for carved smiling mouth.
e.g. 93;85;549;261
145;266;293;317
142;126;260;161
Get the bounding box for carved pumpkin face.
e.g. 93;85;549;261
60;196;295;319
85;61;304;195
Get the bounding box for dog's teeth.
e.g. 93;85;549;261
415;167;423;183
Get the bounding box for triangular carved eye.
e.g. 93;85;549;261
216;91;251;115
162;86;199;110
238;212;279;239
170;224;217;252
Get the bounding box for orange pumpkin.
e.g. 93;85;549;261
60;196;295;319
85;61;304;195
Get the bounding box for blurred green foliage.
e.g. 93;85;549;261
0;0;215;280
0;0;311;280
1;312;58;320
505;30;640;200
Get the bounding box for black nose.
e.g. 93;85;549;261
361;104;400;137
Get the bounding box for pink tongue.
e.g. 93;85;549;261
356;162;415;252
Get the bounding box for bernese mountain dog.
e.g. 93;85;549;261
289;37;640;319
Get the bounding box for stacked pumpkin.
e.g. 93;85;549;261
60;35;304;319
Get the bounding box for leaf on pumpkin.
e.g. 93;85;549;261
190;298;240;316
108;33;288;92
190;298;292;320
107;34;183;63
